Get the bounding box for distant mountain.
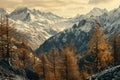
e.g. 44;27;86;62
10;7;63;22
9;7;65;50
98;6;120;34
0;7;110;50
86;8;108;17
36;6;120;54
0;7;67;50
55;8;107;31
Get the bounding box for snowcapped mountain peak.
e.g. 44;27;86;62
114;6;120;13
36;6;120;54
10;7;64;22
12;7;30;15
92;7;104;11
32;9;40;14
14;7;29;12
10;7;31;21
86;7;108;17
7;7;66;50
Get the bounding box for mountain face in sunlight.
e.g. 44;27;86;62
34;6;120;80
36;6;120;54
0;7;66;50
0;7;107;50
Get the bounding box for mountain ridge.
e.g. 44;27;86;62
36;6;120;54
0;7;108;50
0;7;66;50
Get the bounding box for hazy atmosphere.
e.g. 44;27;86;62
0;0;120;17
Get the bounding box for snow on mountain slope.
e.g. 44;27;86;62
55;8;107;31
87;65;120;80
10;7;63;22
36;6;120;54
3;7;65;50
0;7;108;50
98;6;120;35
86;8;108;17
36;19;95;54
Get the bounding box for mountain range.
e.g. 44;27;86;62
36;6;120;54
0;7;65;50
0;7;109;50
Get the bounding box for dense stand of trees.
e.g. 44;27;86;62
0;15;37;69
34;46;81;80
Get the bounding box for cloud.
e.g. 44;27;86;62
0;0;22;9
88;0;112;4
22;0;87;8
7;0;23;2
0;0;87;8
0;0;119;17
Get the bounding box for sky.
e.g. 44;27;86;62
0;0;120;17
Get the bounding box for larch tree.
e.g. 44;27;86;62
40;53;54;80
48;48;62;80
61;46;81;80
98;34;113;69
110;32;120;66
11;40;31;68
88;20;113;72
0;15;15;64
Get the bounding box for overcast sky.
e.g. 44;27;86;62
0;0;120;17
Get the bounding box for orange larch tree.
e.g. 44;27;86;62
88;20;113;72
61;46;81;80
